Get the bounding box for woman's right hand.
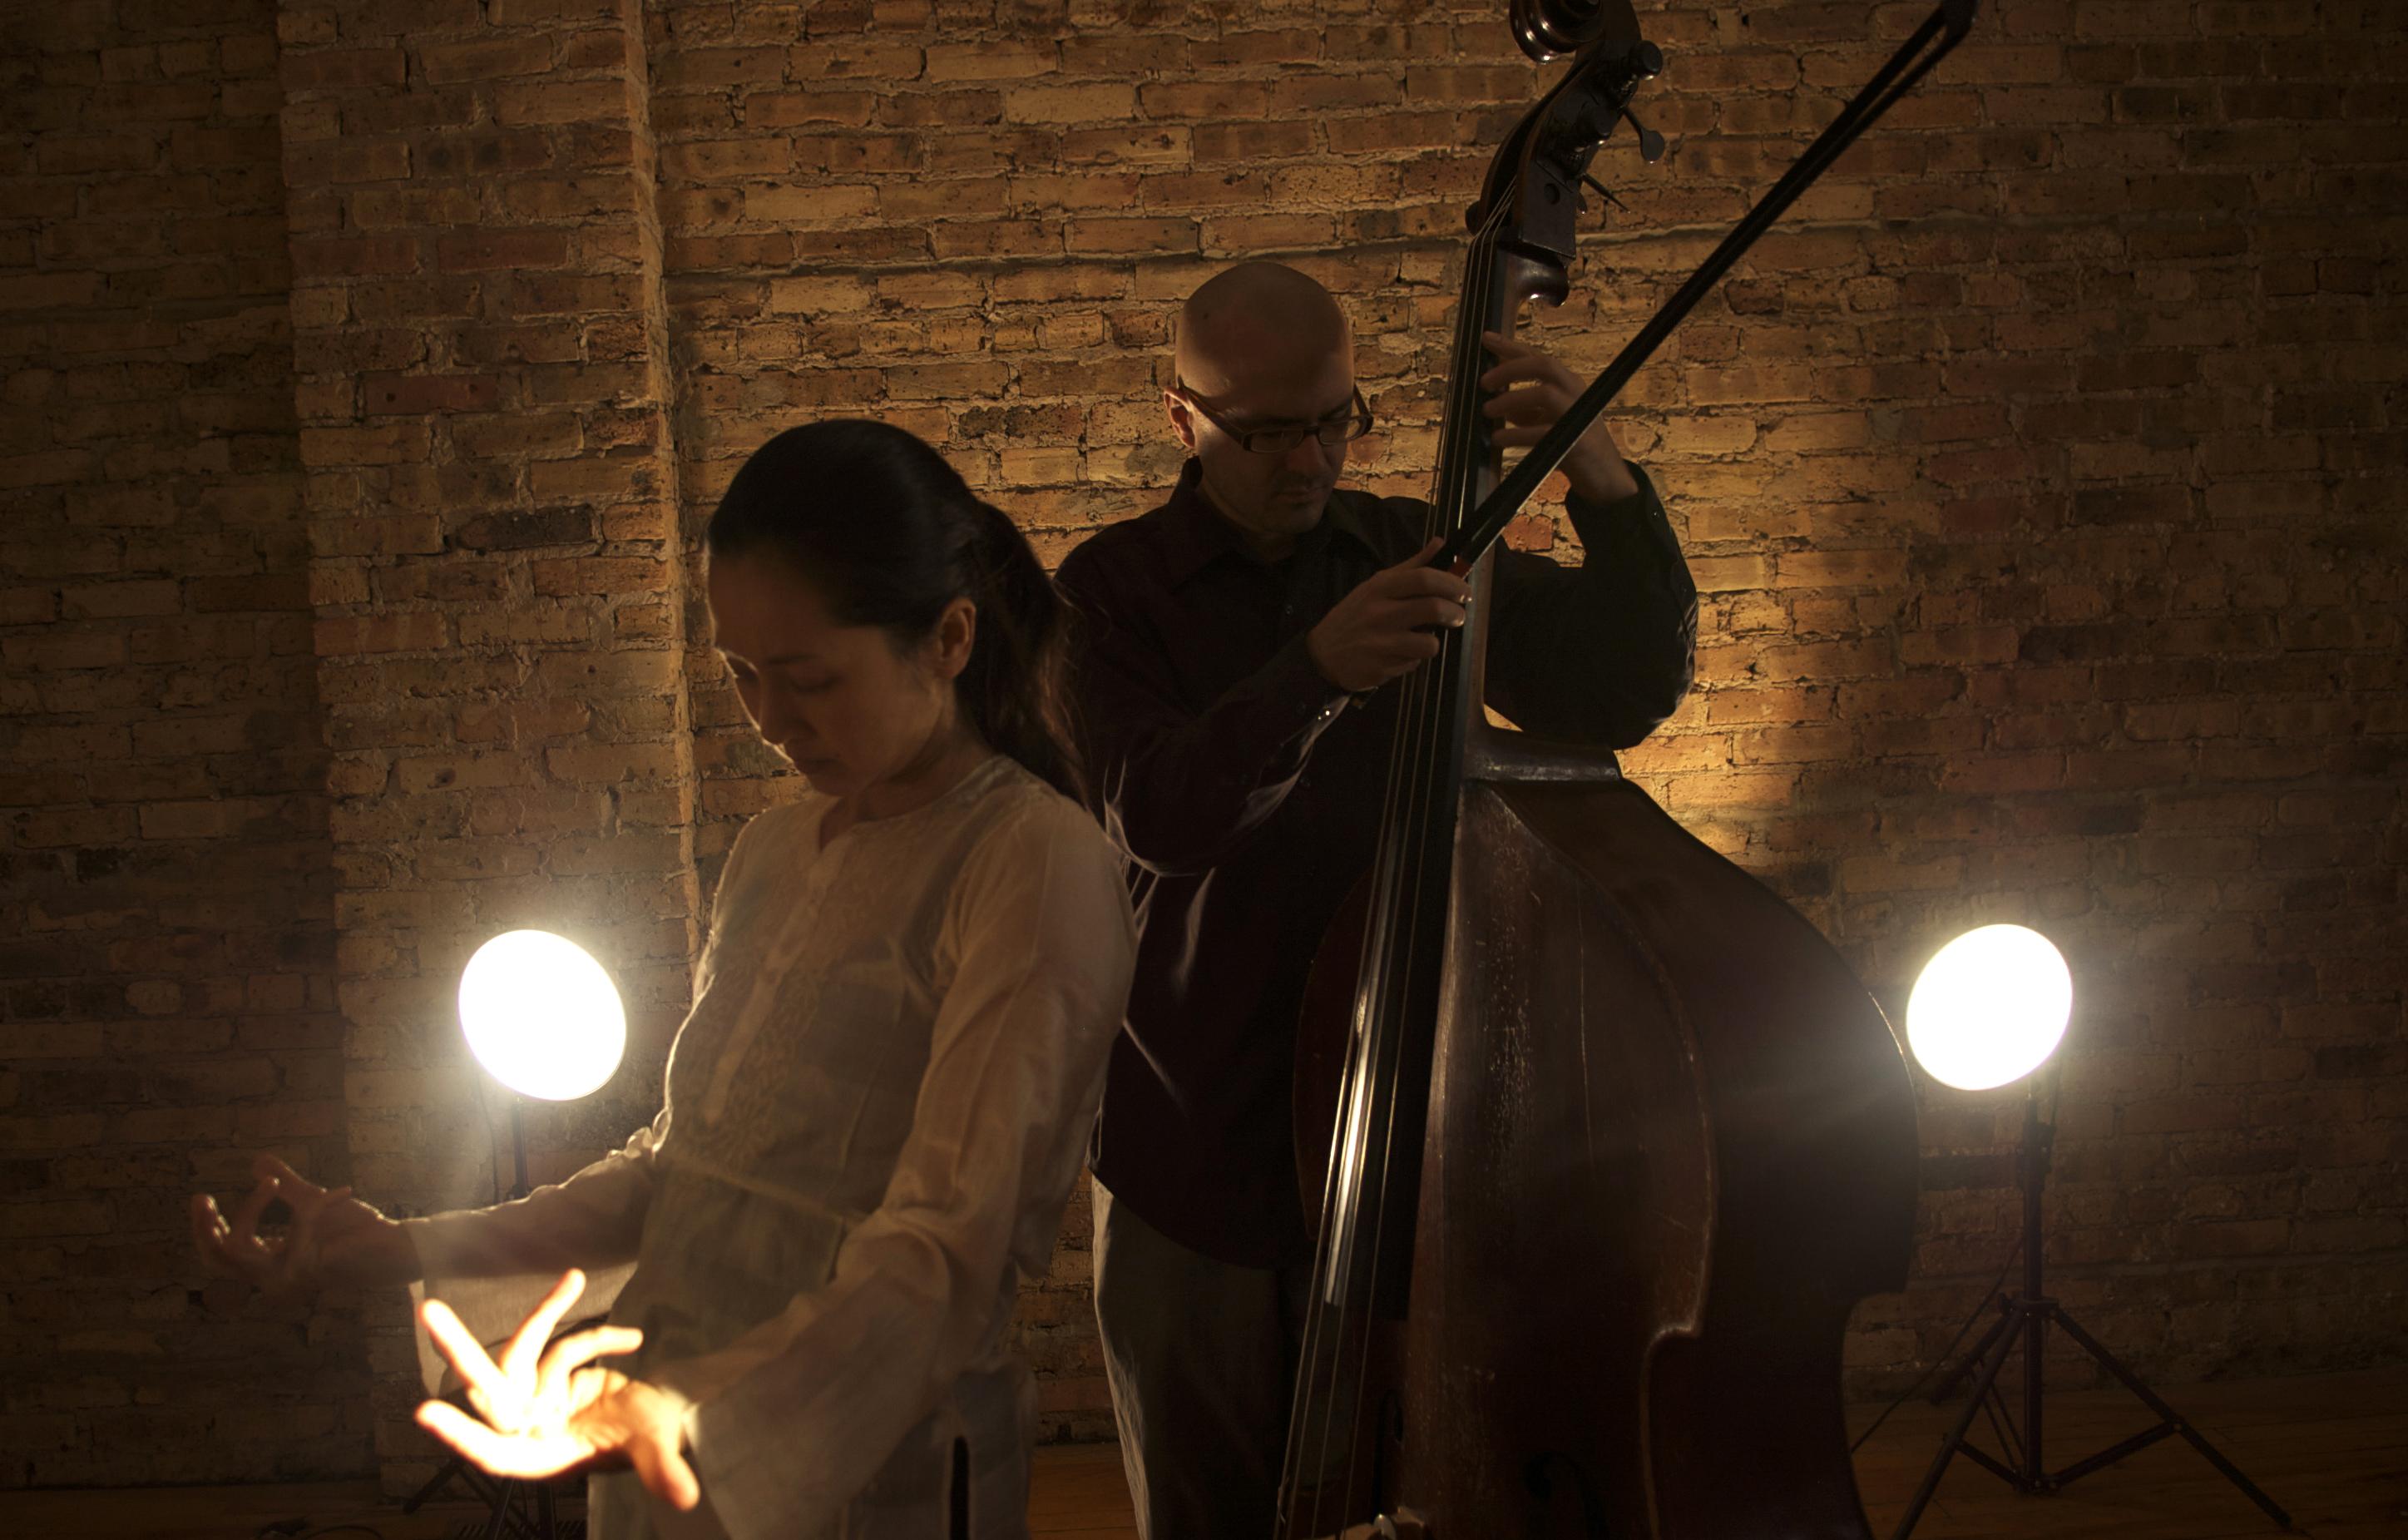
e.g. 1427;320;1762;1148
191;1153;421;1297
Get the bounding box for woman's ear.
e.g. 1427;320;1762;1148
930;596;977;682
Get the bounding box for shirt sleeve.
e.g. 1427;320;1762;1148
1483;461;1698;746
645;795;1136;1535
1058;549;1352;876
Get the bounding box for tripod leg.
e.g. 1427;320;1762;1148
1890;1301;2026;1540
1930;1304;2015;1405
2049;1309;2294;1531
482;1478;516;1540
402;1454;463;1513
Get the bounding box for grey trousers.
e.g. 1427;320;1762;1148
1090;1180;1315;1540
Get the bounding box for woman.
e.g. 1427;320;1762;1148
192;421;1136;1537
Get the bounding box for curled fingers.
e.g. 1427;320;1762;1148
537;1325;644;1408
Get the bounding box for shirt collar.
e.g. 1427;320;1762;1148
1155;458;1381;587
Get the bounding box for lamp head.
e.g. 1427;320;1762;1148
1905;924;2072;1092
457;929;627;1102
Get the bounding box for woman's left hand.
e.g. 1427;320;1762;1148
414;1268;701;1512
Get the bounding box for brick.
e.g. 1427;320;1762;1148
745;90;879;128
361;374;502;414
281;47;407;91
434;230;572;273
419;36;556;84
743;182;880;223
927;41;1056;82
663;139;793;181
453;506;596;551
493;80;633;127
1003;83;1134;124
1061;125;1189;166
312;612;447;656
1065;216;1194;255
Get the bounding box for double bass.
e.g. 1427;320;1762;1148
1279;2;1976;1534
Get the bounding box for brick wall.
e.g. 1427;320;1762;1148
1;0;367;1486
3;0;2402;1492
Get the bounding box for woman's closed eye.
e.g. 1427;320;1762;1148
777;666;838;694
723;657;835;693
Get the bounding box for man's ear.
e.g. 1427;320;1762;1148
1164;389;1199;452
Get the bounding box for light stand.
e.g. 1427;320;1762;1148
404;1090;570;1540
402;1092;571;1540
1888;1065;2292;1538
403;929;626;1540
502;1095;531;1203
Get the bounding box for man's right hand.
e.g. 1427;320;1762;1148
192;1152;421;1297
1305;538;1471;693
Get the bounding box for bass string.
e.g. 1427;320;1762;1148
1280;181;1520;1536
1333;186;1511;1523
1338;181;1516;1530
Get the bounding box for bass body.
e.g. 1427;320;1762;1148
1295;743;1919;1536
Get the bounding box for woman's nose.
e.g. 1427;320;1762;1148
751;685;798;743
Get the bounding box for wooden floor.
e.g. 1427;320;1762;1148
4;1367;2399;1538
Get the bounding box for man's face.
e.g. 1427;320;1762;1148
1167;342;1356;553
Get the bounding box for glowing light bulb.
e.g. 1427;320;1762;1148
457;929;626;1101
1906;924;2072;1092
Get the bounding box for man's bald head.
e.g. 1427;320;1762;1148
1164;263;1360;557
1174;262;1352;399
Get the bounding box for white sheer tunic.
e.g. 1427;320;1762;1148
402;756;1135;1538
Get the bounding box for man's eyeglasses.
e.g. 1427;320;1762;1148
1170;384;1374;455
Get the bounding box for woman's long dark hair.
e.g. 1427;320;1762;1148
704;420;1083;804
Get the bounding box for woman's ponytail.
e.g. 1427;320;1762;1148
962;500;1084;805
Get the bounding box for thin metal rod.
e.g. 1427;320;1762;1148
2052;1420;2178;1487
1888;1300;2020;1539
1436;0;1978;574
2048;1310;2295;1528
509;1097;531;1202
2021;1077;2045;1483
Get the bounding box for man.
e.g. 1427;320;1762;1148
1056;261;1698;1538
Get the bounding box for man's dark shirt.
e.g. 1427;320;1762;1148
1056;458;1698;1269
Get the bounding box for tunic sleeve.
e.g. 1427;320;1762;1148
398;810;778;1281
645;794;1135;1535
399;1112;663;1280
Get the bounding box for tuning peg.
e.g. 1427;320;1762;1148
1580;174;1628;215
1623;106;1666;164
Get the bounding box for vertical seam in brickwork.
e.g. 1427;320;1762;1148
272;0;701;1491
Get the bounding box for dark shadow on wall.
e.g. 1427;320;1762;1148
0;0;363;1488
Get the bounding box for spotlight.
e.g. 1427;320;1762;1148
1890;925;2289;1538
1905;923;2070;1092
458;928;626;1199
